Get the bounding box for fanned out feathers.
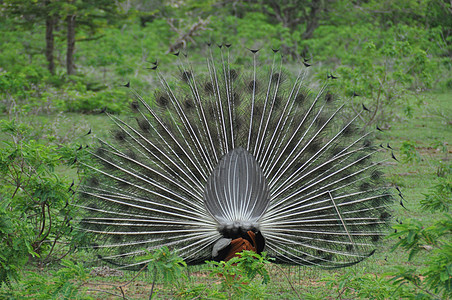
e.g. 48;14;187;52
76;46;393;269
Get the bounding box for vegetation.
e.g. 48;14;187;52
0;0;451;298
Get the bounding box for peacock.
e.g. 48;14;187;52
76;45;395;270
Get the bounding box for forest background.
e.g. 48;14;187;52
0;0;451;298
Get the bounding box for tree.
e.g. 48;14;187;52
1;0;59;74
260;0;334;39
44;1;57;75
1;0;124;76
252;0;336;57
61;0;125;75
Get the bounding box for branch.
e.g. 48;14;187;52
89;263;148;299
118;263;148;288
271;264;302;300
409;278;440;299
166;18;180;33
437;0;452;15
167;17;211;53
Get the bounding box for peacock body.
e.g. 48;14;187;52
77;46;394;269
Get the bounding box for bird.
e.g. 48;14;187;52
76;45;394;270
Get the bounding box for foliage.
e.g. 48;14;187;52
175;284;227;299
138;246;187;298
0;259;90;299
1;0;126;75
388;176;452;298
136;248;274;299
205;251;273;299
0;68;129;114
421;176;452;212
1;0;450;116
322;33;443;125
23;260;89;299
320;267;413;299
0;119;84;286
0;68;51;114
144;246;187;284
400;140;421;163
57;83;130;114
0;198;35;288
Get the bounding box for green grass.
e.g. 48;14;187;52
385;92;451;215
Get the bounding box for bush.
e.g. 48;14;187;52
0;199;35;287
400;140;421;163
321;267;413;299
326;38;439;125
138;248;273;299
0;259;90;299
204;251;273;299
58;86;130;114
388;175;452;298
0;119;83;286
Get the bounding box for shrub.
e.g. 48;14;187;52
58;87;130;114
0;119;83;286
388;175;452;298
205;251;273;299
1;259;90;299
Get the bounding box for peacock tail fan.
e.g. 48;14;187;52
75;45;394;270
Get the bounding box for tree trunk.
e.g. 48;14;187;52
301;18;319;40
66;14;76;75
301;1;322;40
45;17;55;75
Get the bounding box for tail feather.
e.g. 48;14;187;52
77;46;393;268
